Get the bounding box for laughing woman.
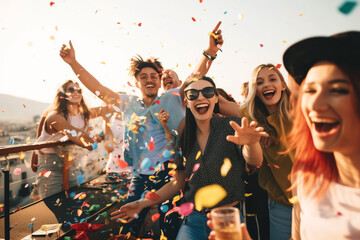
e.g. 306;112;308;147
111;75;268;240
240;64;293;240
284;31;360;239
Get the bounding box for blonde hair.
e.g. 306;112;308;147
240;64;291;137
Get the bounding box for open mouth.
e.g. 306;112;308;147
312;119;340;135
164;79;173;87
145;84;155;89
195;103;209;114
262;90;276;99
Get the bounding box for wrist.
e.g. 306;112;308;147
140;198;154;208
205;48;218;56
203;50;217;60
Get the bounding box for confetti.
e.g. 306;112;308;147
100;62;106;64
140;157;151;170
160;205;169;213
244;193;253;197
224;11;228;14
339;1;357;14
19;152;25;159
50;1;55;6
275;64;282;69
13;168;22;175
148;139;155;151
49;35;55;40
238;13;245;20
299;13;303;16
260;44;264;47
151;213;160;222
199;0;203;2
191;17;196;22
138;23;142;27
178;202;194;216
40;170;51;178
23;104;26;108
195;151;201;160
145;191;160;201
127;81;135;87
116;159;128;168
221;158;232;177
153;100;160;104
289;196;299;204
195;184;227;211
282;40;287;43
193;163;200;172
208;32;218;39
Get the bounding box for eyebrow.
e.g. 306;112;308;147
328;79;350;84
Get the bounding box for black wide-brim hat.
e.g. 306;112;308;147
283;31;360;85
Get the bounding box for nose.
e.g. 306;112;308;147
304;91;328;112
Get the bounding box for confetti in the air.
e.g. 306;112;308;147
138;23;142;27
195;184;227;211
275;64;282;69
260;44;264;47
289;196;298;204
339;1;357;14
151;213;160;222
238;13;245;20
13;168;22;175
220;158;232;177
193;163;200;172
191;17;196;22
50;1;55;6
40;170;52;178
195;151;201;160
178;202;194;216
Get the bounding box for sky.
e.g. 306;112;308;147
0;0;359;107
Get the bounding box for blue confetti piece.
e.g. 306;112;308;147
10;138;14;145
162;150;172;159
70;130;77;137
160;205;169;212
339;1;357;14
140;157;151;170
139;126;145;132
95;215;100;221
224;11;228;14
104;153;108;157
89;132;94;138
105;113;112;118
28;223;34;229
69;192;76;199
78;174;85;184
92;142;98;150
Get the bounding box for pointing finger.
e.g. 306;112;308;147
212;21;222;33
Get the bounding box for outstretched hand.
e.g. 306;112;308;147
59;40;76;65
207;21;223;54
110;201;144;223
158;108;170;127
226;117;268;146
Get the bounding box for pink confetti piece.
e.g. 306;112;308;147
178;202;194;216
172;91;180;96
73;192;85;200
13;168;22;175
193;163;200;172
260;44;264;47
138;23;142;27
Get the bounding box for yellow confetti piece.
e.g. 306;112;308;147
289;196;299;204
160;229;168;240
269;67;274;70
299;13;303;16
118;226;123;235
238;13;245;20
120;219;128;224
79;193;86;200
188;63;192;67
149;175;156;182
246;213;255;217
168;163;177;169
220;158;232;177
282;40;287;43
49;35;55;40
176;64;179;68
26;136;30;144
194;184;227;211
100;62;106;64
195;151;201;160
244;193;253;197
208;32;218;39
55;25;58;31
172;195;181;204
244;180;248;184
19;152;25;160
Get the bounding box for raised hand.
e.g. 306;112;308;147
207;21;223;55
59;40;76;65
158;108;170;127
226;117;268;146
110;201;145;223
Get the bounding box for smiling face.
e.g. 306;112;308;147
162;69;181;91
65;82;83;104
301;61;360;155
256;67;286;114
184;80;218;121
135;67;161;99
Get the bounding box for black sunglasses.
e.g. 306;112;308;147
66;87;82;94
184;87;217;101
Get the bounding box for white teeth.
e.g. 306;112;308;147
311;118;338;123
263;90;275;94
146;84;155;88
196;103;209;108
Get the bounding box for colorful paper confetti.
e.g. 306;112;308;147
194;184;227;211
339;1;357;14
220;158;232;177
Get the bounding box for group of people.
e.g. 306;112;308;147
30;20;360;240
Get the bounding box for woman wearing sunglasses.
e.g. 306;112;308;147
111;75;267;239
33;80;105;199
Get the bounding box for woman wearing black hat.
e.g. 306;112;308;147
284;31;360;239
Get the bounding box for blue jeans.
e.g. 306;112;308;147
122;161;182;239
268;198;292;240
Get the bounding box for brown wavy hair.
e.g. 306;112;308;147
129;55;163;79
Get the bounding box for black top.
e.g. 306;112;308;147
175;115;246;208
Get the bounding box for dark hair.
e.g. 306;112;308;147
129;55;163;78
43;80;91;124
217;88;236;102
178;75;220;158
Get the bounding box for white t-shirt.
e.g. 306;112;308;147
298;179;360;239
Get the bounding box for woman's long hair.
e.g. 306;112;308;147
43;80;91;125
240;64;291;138
287;61;360;200
178;75;220;158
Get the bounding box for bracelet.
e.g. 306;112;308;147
202;50;217;60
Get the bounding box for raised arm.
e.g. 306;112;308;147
158;108;175;143
226;117;268;166
110;170;186;222
59;41;120;106
192;21;223;76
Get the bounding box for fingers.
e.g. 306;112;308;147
240;223;252;240
229;120;242;132
208;231;216;240
241;117;249;128
226;135;238;145
69;40;74;49
212;21;222;33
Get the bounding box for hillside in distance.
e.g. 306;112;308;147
0;93;49;122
